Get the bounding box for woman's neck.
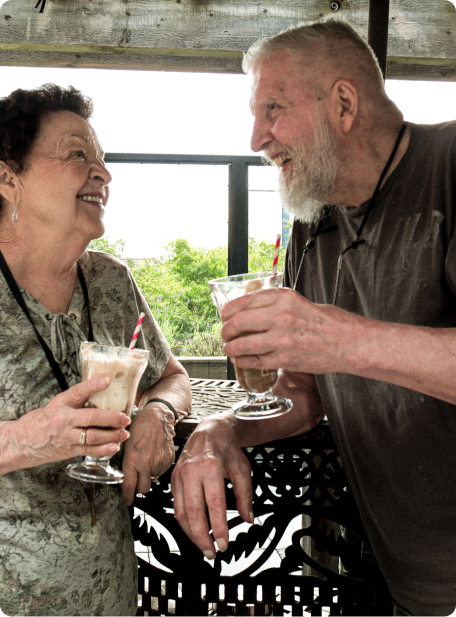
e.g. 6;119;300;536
0;227;87;314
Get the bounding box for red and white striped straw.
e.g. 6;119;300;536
129;312;145;349
271;234;281;277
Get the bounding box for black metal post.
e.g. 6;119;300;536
105;152;262;382
368;0;390;80
228;160;249;277
227;160;249;379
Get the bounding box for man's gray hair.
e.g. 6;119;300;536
242;17;383;90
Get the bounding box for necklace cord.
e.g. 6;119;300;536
0;252;94;392
332;122;406;304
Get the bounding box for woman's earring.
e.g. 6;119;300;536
11;200;18;223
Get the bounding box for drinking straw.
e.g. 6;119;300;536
271;234;281;278
129;312;145;349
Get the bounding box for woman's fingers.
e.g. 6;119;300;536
74;427;130;447
61;375;110;409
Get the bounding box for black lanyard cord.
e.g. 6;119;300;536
332;122;407;304
0;251;94;392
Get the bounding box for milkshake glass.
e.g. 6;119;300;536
66;341;149;484
209;272;293;419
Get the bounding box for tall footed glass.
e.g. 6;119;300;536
66;341;149;484
209;272;293;419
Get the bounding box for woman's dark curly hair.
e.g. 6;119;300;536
0;83;94;174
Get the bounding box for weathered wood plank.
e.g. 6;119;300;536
0;0;456;79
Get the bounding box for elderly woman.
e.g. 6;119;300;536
0;84;191;616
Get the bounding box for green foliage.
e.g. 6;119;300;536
88;237;125;259
95;235;288;356
179;322;224;357
248;237;286;274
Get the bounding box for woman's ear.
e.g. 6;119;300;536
328;79;358;135
0;161;17;202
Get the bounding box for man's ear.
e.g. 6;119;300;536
328;80;358;134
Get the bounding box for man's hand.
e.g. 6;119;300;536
222;287;363;375
121;404;177;505
171;413;253;558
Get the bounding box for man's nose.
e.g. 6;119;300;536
250;117;272;153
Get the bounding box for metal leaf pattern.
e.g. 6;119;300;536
132;431;392;616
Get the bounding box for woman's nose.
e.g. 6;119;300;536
91;161;112;186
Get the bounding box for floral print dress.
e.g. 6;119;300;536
0;251;170;616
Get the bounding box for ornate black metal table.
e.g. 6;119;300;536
131;379;393;616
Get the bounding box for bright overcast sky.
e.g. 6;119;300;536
1;66;456;257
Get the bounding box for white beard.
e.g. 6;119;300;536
270;117;339;225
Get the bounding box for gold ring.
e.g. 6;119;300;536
79;431;86;446
150;475;159;483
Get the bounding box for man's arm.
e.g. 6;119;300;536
171;370;324;557
122;354;191;504
222;287;456;406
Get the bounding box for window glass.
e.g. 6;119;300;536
105;163;228;258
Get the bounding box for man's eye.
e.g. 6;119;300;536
73;151;85;159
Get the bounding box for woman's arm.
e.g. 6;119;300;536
121;354;191;505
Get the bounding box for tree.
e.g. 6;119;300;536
93;235;287;355
88;237;125;259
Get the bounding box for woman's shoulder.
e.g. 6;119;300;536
80;250;132;287
82;250;129;271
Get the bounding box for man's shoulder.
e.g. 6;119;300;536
409;120;456;146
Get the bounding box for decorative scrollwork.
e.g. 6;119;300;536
132;433;392;616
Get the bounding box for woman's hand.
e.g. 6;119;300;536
0;376;131;475
121;402;177;505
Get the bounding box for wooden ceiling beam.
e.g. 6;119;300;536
0;0;456;81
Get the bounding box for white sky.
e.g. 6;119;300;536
1;66;456;257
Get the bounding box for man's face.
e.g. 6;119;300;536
250;50;339;223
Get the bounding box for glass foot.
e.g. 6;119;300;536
65;459;124;484
231;395;293;419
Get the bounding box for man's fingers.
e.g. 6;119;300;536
172;474;217;557
231;468;255;525
204;478;231;556
221;288;281;321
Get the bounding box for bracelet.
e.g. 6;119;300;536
144;398;179;424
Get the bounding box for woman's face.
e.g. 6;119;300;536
16;110;111;243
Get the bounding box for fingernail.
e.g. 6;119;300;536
116;443;121;452
121;414;131;426
216;538;227;552
249;511;255;524
203;550;216;560
101;376;110;386
123;430;130;440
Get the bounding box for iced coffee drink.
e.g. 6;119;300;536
80;342;149;416
209;271;292;419
66;341;149;484
232;277;278;394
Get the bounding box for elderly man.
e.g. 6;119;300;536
172;18;456;617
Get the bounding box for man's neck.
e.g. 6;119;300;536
329;121;410;209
